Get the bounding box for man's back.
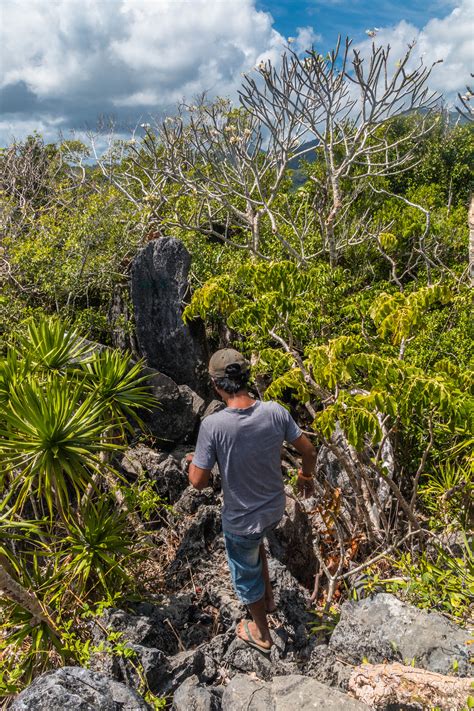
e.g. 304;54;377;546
193;400;301;534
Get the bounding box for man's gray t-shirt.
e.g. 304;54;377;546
193;400;302;535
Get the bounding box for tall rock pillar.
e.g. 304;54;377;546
131;238;209;396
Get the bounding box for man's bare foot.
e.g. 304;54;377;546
237;620;272;652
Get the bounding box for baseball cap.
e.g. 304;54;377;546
208;348;250;378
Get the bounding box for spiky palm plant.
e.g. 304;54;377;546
16;317;91;373
0;374;114;515
57;498;134;598
0;554;66;693
82;349;156;436
0;316;158;694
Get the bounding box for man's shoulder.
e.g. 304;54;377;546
260;400;287;416
200;407;230;428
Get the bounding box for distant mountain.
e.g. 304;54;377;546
287;139;319;170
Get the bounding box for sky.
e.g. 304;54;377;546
0;0;472;147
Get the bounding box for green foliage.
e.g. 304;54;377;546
377;534;473;621
419;460;473;530
0;374;110;514
17;317;91;371
58;498;134;597
184;260;348;350
309;606;341;636
0;316;158;696
82;348;156;434
369;285;451;345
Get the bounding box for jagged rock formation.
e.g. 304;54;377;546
137;368;205;444
220;674;371;710
131;237;209;395
10;666;150;710
329;593;472;676
78;470;472;709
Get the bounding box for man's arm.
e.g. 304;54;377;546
291;433;317;497
187;455;211;490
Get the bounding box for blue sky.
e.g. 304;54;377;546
0;0;472;146
257;0;456;46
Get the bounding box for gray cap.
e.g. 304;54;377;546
208;348;250;378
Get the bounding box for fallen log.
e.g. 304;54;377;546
348;662;473;710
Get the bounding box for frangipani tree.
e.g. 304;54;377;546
91;37;441;267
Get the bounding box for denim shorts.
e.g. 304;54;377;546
223;522;279;605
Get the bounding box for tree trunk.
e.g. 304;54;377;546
0;563;58;633
349;662;473;710
469;194;474;285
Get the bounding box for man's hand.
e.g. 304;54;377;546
296;470;315;499
290;434;317;499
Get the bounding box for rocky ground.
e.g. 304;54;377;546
11;443;473;711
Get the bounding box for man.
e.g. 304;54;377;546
187;348;317;654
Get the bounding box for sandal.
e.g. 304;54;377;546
236;620;272;655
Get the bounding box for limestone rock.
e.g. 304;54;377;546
120;444;189;503
131;237;209;394
172;674;223;711
329;593;472;676
267;492;317;586
10;666;150;711
174;486;216;515
202;400;225;418
221;673;371;710
142;368;202;444
166;506;223;588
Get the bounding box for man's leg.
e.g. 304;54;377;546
260;543;276;612
242;596;272;648
224;531;273;650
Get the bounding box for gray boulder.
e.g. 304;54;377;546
142;369;203;444
302;642;354;690
94;596;214;659
221;674;371;710
329;593;472;676
202;399;225;418
131;237;209;395
174;486;216;515
267;492;317;586
121;444;189;503
10;666;150;711
173;675;222;711
166;505;223;588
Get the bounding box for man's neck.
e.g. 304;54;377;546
223;390;255;409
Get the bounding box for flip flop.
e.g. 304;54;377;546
236;620;272;655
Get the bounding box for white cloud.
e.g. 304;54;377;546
0;0;471;146
293;27;322;55
0;0;287;144
356;1;473;103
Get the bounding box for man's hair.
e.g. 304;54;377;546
213;369;250;394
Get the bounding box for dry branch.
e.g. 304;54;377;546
349;662;474;710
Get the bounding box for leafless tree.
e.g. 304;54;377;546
0;135;90;293
456;74;474;285
239;37;441;265
91;38;441;266
456;74;473;123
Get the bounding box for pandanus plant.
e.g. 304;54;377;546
0;317;157;693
